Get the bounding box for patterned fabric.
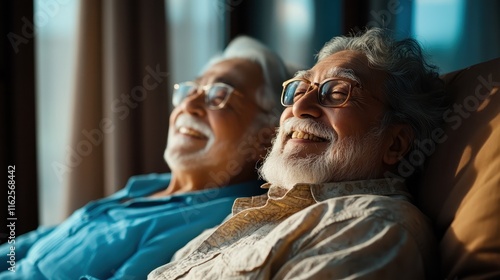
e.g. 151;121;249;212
149;179;438;280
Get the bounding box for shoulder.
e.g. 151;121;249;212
308;195;437;261
318;194;425;221
294;194;434;244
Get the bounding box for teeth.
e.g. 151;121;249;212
291;131;323;142
179;127;205;138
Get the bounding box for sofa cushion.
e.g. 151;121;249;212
417;57;500;279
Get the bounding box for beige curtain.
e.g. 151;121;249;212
64;0;170;216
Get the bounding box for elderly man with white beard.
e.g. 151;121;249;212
148;27;448;280
0;36;292;280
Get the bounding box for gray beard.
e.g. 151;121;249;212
259;124;385;190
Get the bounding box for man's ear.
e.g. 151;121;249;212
383;124;413;165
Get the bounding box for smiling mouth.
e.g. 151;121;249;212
289;130;326;142
178;127;207;139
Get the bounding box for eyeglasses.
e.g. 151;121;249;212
172;82;243;110
281;77;362;107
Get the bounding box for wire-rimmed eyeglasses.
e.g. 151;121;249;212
281;77;362;107
172;81;243;110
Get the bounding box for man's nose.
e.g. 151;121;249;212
179;89;206;117
292;85;322;119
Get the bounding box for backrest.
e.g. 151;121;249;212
417;57;500;279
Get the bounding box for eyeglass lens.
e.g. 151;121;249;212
283;79;351;107
173;83;232;109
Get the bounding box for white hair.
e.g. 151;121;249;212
201;36;295;127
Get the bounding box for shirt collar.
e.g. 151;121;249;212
125;173;173;198
233;178;409;214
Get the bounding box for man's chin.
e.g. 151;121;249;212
282;140;331;158
261;127;387;188
165;150;201;169
260;151;325;189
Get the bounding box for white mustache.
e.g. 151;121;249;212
174;114;213;138
280;117;337;141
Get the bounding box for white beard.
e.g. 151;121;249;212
259;117;385;189
164;114;217;170
164;113;262;173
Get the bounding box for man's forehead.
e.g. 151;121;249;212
295;67;362;84
194;74;232;85
198;59;261;84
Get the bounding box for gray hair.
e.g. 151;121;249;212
202;36;293;128
317;28;448;153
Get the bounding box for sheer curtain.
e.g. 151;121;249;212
62;0;226;216
166;0;225;87
35;0;79;225
63;0;169;215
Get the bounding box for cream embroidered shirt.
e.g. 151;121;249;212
148;179;438;280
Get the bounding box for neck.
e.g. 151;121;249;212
165;174;208;195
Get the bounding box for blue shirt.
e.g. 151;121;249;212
0;173;265;280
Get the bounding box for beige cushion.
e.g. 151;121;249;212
417;57;500;279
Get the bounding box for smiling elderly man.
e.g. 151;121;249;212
148;28;448;279
0;36;291;280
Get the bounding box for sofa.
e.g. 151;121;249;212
417;57;500;279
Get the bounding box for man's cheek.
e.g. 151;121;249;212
280;109;293;124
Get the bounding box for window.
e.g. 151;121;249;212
412;0;500;73
35;0;225;225
35;0;80;225
166;0;225;87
